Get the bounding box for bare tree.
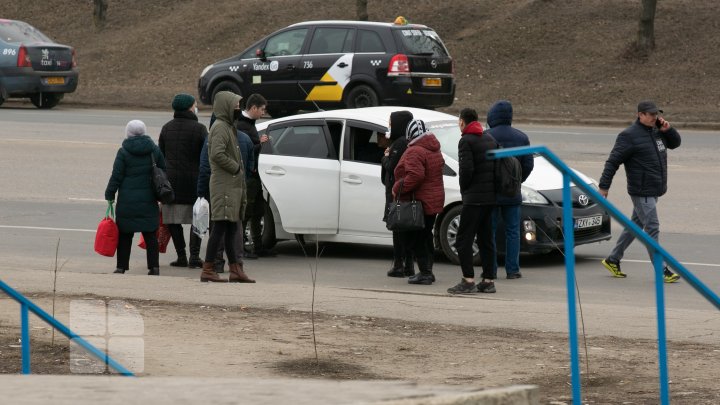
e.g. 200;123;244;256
636;0;657;53
356;0;368;21
93;0;108;30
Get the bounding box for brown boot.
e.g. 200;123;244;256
201;261;227;283
229;263;256;283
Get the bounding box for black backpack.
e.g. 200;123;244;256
493;143;522;198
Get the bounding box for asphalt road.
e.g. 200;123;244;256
1;106;719;315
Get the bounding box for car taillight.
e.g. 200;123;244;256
17;45;31;67
72;48;77;68
388;54;410;75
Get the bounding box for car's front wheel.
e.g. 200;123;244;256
211;81;242;104
438;205;481;265
30;93;63;109
345;84;379;108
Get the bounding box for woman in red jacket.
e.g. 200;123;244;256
392;120;445;285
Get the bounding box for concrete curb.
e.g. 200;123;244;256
0;376;538;405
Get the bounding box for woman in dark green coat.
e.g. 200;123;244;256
105;120;166;276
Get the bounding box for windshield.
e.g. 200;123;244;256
427;120;462;161
0;20;52;44
393;29;449;57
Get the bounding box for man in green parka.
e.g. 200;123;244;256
200;91;255;283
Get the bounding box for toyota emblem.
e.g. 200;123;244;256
430;60;438;69
578;194;590;206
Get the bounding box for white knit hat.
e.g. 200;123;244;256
125;120;146;138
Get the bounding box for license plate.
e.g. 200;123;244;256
46;77;64;85
422;77;441;87
574;215;602;229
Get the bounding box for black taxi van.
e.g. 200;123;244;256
198;18;455;117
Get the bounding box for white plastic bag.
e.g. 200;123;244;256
192;197;210;237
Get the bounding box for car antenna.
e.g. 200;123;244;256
297;83;324;112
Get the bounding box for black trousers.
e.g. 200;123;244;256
116;230;159;270
203;221;238;265
454;204;497;280
398;214;436;274
392;230;413;269
167;224;202;257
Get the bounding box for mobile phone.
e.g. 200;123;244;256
655;118;663;128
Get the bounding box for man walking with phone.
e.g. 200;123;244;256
598;100;681;283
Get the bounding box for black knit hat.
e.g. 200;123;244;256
172;93;195;111
389;110;413;141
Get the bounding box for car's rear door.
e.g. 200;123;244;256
299;26;355;103
338;120;391;238
259;119;340;234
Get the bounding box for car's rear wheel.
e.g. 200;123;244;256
30;93;63;109
438;205;481;265
345;84;379;109
211;80;242;103
261;202;277;249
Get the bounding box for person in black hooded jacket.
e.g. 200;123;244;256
599;100;682;283
485;100;533;280
158;93;208;269
381;110;415;278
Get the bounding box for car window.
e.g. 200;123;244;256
356;30;385;53
308;28;353;54
265;28;308;57
0;20;52;44
427;120;461;161
347;127;384;164
393;29;449;57
268;125;330;159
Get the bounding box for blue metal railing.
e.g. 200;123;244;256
0;279;135;376
488;145;720;405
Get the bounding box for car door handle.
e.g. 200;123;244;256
337;62;348;68
265;168;286;176
342;177;362;184
286;64;295;70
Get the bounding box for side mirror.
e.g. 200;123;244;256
256;48;266;61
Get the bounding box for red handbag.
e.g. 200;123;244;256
138;212;171;253
94;202;119;257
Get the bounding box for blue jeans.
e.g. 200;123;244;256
493;204;521;276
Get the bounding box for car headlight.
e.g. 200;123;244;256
200;64;214;78
521;185;550;205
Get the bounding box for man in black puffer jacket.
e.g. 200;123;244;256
599;100;682;283
447;108;499;295
485;100;534;280
159;93;208;269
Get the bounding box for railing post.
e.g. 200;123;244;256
653;251;670;405
21;303;30;374
562;173;582;404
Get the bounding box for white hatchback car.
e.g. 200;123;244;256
256;107;610;263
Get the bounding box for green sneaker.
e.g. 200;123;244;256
663;268;680;283
602;259;627;278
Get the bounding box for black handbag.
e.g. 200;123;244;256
151;153;174;204
386;182;425;231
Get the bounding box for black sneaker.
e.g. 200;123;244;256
447;279;476;294
506;272;522;279
477;281;496;293
408;273;434;285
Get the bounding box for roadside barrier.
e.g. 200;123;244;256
488;145;720;405
0;280;135;376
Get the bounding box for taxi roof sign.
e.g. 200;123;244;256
393;16;408;25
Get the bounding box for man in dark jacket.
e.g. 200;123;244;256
158;93;207;269
599;100;682;283
485;100;533;279
381;110;415;278
447;108;498;294
236;93;274;258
